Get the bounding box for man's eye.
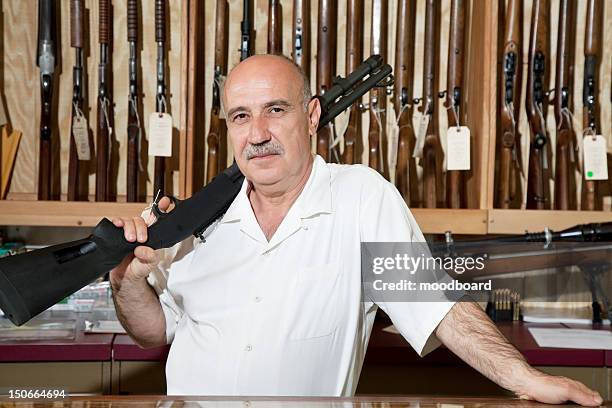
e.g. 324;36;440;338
270;107;285;114
232;113;248;122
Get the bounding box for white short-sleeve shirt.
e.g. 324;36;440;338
146;155;457;396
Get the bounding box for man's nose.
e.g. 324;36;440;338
247;115;272;145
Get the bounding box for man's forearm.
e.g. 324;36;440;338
111;276;167;348
434;301;537;395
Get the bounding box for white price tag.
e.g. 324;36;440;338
412;113;429;158
583;135;608;180
446;126;471;170
388;124;399;170
72;116;90;161
148;112;173;157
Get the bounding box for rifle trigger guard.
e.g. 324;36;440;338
152;195;181;220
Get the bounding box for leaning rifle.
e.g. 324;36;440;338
0;56;393;327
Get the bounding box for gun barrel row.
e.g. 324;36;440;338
34;1;610;211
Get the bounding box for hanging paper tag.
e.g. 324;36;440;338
412;113;429;158
446;126;471;170
388;125;399;170
583;135;608;180
72;116;90;161
148;112;173;157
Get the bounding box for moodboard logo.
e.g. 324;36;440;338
360;241;612;304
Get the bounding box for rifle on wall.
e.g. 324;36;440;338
206;0;228;185
95;0;112;201
393;0;417;205
444;0;467;209
316;0;338;163
525;0;549;210
127;0;142;202
68;0;88;201
0;56;393;327
268;0;282;54
367;0;388;177
581;0;603;211
420;0;441;208
292;0;310;78
496;0;522;209
37;0;57;201
553;0;576;210
342;0;364;164
153;0;168;196
240;0;253;61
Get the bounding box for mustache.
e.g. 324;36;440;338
243;141;285;159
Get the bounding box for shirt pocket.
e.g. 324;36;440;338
284;261;342;340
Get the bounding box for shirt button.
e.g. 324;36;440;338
245;344;252;352
254;296;262;303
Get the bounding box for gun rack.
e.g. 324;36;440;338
0;0;610;234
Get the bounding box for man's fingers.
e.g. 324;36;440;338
158;196;172;212
133;216;148;243
112;217;124;228
122;218;137;241
133;245;157;263
565;379;603;406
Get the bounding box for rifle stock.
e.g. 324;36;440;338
393;0;417;205
553;0;576;210
581;0;602;211
421;0;440;208
95;0;111;202
497;0;522;209
68;0;87;202
206;0;228;185
37;0;57;201
127;0;141;202
316;0;338;162
267;0;282;54
342;0;364;165
525;0;549;210
368;0;388;177
445;0;467;209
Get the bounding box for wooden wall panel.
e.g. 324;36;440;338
2;0;183;201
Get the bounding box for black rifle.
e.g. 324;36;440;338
0;56;393;326
153;0;168;196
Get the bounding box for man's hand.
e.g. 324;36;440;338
435;302;604;406
515;369;603;406
109;197;172;291
108;197;172;348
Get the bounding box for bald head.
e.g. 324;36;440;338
222;54;312;114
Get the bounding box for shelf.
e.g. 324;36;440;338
411;209;489;235
0;201;146;227
488;209;612;235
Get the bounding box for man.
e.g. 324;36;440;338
110;55;602;405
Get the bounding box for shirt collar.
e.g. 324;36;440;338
220;155;333;225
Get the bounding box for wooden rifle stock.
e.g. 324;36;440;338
267;0;282;54
37;0;57;201
206;0;228;185
393;0;417;205
525;0;549;210
581;0;602;211
444;0;466;209
96;0;111;201
316;0;337;162
342;0;364;165
154;0;167;196
126;0;140;202
292;0;310;78
497;0;522;209
421;0;440;208
68;0;87;201
553;0;576;210
368;0;388;177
